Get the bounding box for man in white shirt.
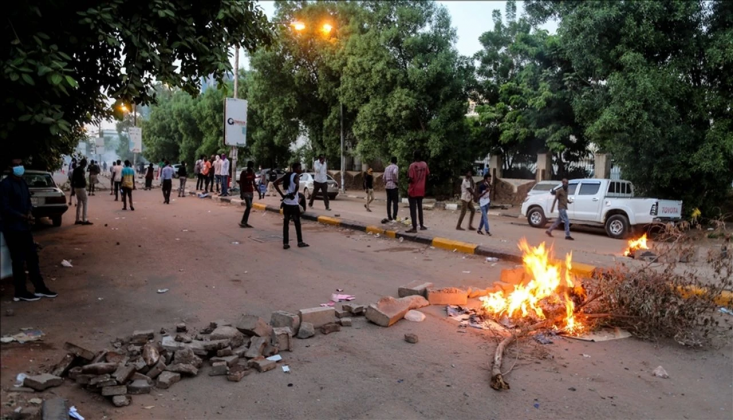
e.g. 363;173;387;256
384;156;399;221
112;160;124;201
309;154;331;211
220;153;230;197
213;155;222;193
275;162;309;250
456;169;476;231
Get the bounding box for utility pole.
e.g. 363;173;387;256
231;46;239;193
340;102;345;193
132;103;137;168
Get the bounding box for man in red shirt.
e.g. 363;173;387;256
238;160;257;228
406;151;429;233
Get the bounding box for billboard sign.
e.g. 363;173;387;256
129;127;142;153
224;98;247;147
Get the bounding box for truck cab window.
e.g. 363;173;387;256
579;182;601;195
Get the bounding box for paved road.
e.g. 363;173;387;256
1;188;730;419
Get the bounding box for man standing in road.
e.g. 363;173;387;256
267;168;279;197
456;169;476;231
275;162;309;250
112;160;123;201
194;156;203;190
72;158;92;225
406;151;429;233
160;160;175;204
201;157;212;193
239;160;257;228
0;158;57;302
220;153;230;197
213;155;222;194
384;156;399;222
121;160;135;211
177;161;188;197
208;154;217;194
68;158;77;205
102;161;107;173
310;155;331;211
546;178;574;240
363;168;374;212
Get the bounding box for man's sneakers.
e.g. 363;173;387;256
565;236;575;241
283;244;290;250
13;292;40;302
35;289;58;298
297;242;310;248
545;231;553;238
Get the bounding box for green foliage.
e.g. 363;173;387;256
3;0;272;169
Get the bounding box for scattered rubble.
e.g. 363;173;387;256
398;281;434;298
427;287;468;305
296;322;315;339
404;333;419;344
366;295;429;327
298;307;337;328
653;366;669;379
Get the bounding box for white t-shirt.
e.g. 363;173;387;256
479;183;491;207
314;160;327;183
113;165;123;182
282;173;300;206
460;178;473;202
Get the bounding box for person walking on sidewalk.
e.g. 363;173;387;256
238;160;257;228
194;156;203;190
384;156;399;221
145;163;154;190
112;160;123;201
72;158;92;225
275;162;309;250
363;168;374;212
456;169;476;231
406;151;429;233
0;158;57;302
477;173;492;236
309;155;331;210
546;178;574;240
160;161;175;204
121;160;135;211
213;155;222;194
177;162;188;197
220;154;230;197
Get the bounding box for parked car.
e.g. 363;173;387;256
2;170;69;227
520;178;683;239
299;173;340;200
526;180;562;196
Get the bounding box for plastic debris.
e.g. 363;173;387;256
266;354;282;362
582;354;591;358
319;302;336;307
231;241;240;245
719;307;733;316
399;237;404;243
15;373;27;387
653;366;669;378
1;329;44;344
462;271;471;274
69;406;85;420
486;257;499;262
282;365;290;373
404;310;426;322
61;260;73;268
331;294;356;302
157;289;169;294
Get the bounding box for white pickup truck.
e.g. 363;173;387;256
520;179;683;239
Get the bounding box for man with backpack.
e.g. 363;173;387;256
456;169;476;231
274;162;309;250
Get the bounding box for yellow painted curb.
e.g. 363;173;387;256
366;226;385;235
385;230;397;238
253;203;266;211
432;237;477;254
570;262;596;278
678;286;733;308
318;216;341;226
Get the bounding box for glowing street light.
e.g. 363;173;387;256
322;23;333;34
291;21;306;31
119;104;129;113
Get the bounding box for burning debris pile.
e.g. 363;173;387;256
623;233;657;260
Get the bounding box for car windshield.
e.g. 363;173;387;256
24;173;56;188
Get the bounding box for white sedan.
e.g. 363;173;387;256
299;173;339;201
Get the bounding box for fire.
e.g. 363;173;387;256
623;234;649;257
480;239;584;333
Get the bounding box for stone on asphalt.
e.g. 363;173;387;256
270;310;301;334
74;374;95;386
175;323;187;333
245;336;267;358
320;322;341;335
209;361;229;376
339;317;352;327
236;315;273;337
112;395;132;407
398;281;434;298
202;339;231;352
112;364;136;384
161;336;185;353
156;371;181;389
23;373;63;391
405;333;419;344
127;379;152;395
226;366;252;382
131;329;155;345
217;347;233;357
50;353;77;377
298;307;336;328
142;343;160;366
252;358;277;373
271;327;293;352
41;398;68;420
63;342;95;361
105;351;127;364
175;334;193;343
342;303;365;316
146;360;166;379
165;363;198;376
335;310;348;318
101;385;127;397
296;322;315;339
130;357;148;373
81;363;119;375
132;372;154;385
210;355;239;367
91;350;108;364
232;345;249;358
67;367;82;380
172;347;203;368
426;287;468;306
89;374;112;387
365;295;429;327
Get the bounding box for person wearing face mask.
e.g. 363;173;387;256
0;158;58;301
546;178;574;240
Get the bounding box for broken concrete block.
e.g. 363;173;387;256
131;329;155;345
101;385;127;397
296;322;315;339
67;367;82;380
24;374;63;391
226;366;252;382
500;267;529;286
91;350;108;364
63;342;95;361
175;323;187;333
172;347;203;369
184;340;210;356
335;310;348;318
81;363;118;375
130;357;148;373
146;360;166;379
105;351;127;364
210;319;232;328
342;303;365;316
161;336;185;353
365;295;430;327
232;345;249;358
339;318;352;327
493;281;514;293
89;374;112;387
112;395;132;407
156;371;180;389
468;287;493;299
217;347;233;357
271;327;293;352
175;334;193;343
74;374;95;386
112;364;136;384
50;353;77;377
426;287;468;306
209;361;229;376
252;358;276;372
41;398;68;420
270;310;301;333
165;363;198;376
142;343;160;366
210;355;239;367
201;339;231;352
127;345;142;357
236;315;273;338
298;307;336;328
320;322;341;335
404;333;419;344
131;372;154;385
127;379;152;395
263;342;279;357
245;336;267;358
398;281;434;298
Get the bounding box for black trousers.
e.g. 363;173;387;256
196;174;205;190
121;187;133;208
283;204;303;245
240;193;253;225
386;188;399;220
162;179;172;203
4;230;47;295
145;178;153;189
408;196;424;229
309;181;330;209
114;181;121;200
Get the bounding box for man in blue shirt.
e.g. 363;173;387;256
160;160;175;204
0;158;57;301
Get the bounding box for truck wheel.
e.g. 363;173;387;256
605;214;629;239
51;215;62;227
527;207;547;228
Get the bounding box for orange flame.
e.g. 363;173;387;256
623;233;649;256
480;239;583;333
